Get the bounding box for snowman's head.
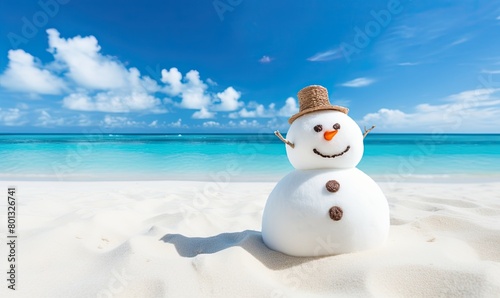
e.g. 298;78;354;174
285;110;364;170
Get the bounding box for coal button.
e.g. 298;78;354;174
325;180;340;193
329;206;343;221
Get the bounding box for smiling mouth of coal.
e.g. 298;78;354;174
313;146;350;158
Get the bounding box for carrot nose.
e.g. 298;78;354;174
324;130;338;141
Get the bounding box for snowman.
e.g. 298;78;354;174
262;85;389;257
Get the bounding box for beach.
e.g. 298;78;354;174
1;179;499;297
1;133;500;297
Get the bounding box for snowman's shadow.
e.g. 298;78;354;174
160;230;321;270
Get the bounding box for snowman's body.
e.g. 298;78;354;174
262;168;389;256
262;101;390;257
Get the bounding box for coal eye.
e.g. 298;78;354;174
314;124;323;132
333;123;341;130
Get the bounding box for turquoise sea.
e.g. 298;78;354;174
1;134;500;182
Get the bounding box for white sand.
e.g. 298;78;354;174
1;180;500;297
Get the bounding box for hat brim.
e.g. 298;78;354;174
288;105;349;124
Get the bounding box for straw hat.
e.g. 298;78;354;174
288;85;348;124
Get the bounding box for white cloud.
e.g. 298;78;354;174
446;88;498;102
0;108;26;126
168;118;184;128
203;121;220;127
46;30;166;113
238;108;257;118
237;119;261;128
16;103;29;109
212;87;242;111
259;56;272;63
481;69;500;74
341;77;375;87
278;97;299;116
63;91;163;113
266;117;290;131
33;110;94;127
0;50;65;95
398;62;420;66
228;97;299;119
37;110;66;127
228;119;262;128
361;108;408;126
307;48;343;62
230;104;272;118
73;67;165;113
101;115;145;128
161;68;241;111
33;111;94;128
359;88;500;132
192;107;215;119
77;114;93;126
449;37;468;47
47;29;128;90
206;78;217;86
178;70;211;109
161;67;183;95
140;75;161;93
149;120;158;127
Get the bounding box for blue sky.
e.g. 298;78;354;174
1;0;500;133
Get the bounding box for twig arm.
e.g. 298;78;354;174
363;125;376;139
274;130;295;148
